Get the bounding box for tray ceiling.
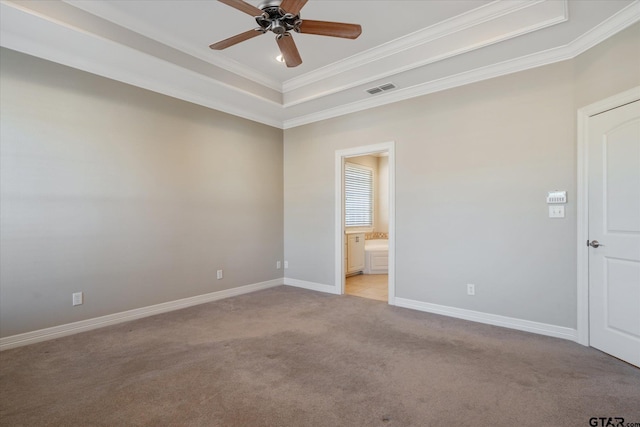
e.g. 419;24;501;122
1;0;639;128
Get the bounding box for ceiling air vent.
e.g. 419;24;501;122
365;83;397;95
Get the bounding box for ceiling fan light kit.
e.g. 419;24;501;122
210;0;362;68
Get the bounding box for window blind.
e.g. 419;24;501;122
345;163;373;227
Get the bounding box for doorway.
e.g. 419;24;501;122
577;87;640;367
335;142;395;304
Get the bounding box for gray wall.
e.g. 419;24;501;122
574;22;640;108
1;22;637;338
0;48;284;337
284;23;640;329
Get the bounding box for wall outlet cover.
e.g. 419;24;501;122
72;292;83;306
467;284;475;296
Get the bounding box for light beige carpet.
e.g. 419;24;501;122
1;286;639;426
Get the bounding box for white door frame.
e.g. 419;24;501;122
576;86;640;346
335;141;396;304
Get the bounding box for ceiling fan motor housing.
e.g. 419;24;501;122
211;0;362;68
255;2;302;36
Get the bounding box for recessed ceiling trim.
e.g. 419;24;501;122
282;0;564;93
565;0;640;55
62;0;284;92
283;47;572;129
1;0;638;130
282;0;568;107
0;2;284;128
7;0;282;104
283;3;640;129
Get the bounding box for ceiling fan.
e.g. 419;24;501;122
210;0;362;68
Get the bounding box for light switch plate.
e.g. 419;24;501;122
547;191;567;204
549;206;565;218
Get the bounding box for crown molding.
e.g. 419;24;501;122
282;49;566;129
1;0;282;103
2;0;638;130
282;0;568;107
62;0;283;92
0;1;284;128
566;0;640;56
282;0;563;93
283;3;568;108
204;52;283;92
282;2;640;129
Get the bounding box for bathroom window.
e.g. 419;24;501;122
345;162;374;228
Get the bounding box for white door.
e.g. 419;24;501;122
588;100;640;367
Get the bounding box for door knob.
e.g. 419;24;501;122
588;240;604;248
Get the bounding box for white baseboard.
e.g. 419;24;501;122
0;278;284;351
284;277;340;295
2;280;578;351
394;297;578;342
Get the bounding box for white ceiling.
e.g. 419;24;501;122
1;0;639;128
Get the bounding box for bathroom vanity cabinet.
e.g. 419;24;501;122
346;232;365;275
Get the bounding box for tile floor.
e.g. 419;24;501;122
345;274;388;302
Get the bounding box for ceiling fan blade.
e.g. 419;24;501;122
279;0;308;16
218;0;264;17
209;29;262;50
298;20;362;39
276;34;302;68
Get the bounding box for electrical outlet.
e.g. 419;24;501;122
72;292;83;306
276;261;281;269
217;269;223;280
467;284;475;296
284;261;289;269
